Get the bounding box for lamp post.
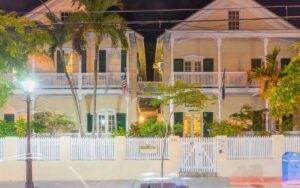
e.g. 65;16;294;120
22;78;36;188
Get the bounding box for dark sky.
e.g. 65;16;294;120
1;0;300;80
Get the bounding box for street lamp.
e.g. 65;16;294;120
22;78;36;188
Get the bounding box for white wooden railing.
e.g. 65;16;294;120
70;137;115;160
16;137;60;160
126;138;169;160
284;136;300;153
180;137;217;174
174;72;256;87
227;136;273;160
5;73;124;89
0;138;4;160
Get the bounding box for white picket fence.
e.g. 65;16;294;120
284;136;300;153
126;138;169;160
180;137;217;174
227;136;273;160
71;137;115;160
17;137;60;160
0;138;4;160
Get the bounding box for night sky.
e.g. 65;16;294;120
1;0;300;80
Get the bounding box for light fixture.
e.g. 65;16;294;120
22;78;36;93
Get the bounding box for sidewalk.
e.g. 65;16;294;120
0;177;286;188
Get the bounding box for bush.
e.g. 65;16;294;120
208;121;242;137
128;119;170;137
173;123;183;137
112;127;127;137
0;120;16;137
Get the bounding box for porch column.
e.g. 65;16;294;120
170;35;175;128
126;95;130;131
263;38;269;131
217;38;222;123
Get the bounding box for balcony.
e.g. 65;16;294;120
174;72;257;87
5;73;125;89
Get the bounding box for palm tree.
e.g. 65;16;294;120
248;47;283;133
45;13;84;136
69;0;128;134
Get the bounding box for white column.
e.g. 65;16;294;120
263;38;269;131
126;96;130;131
170;35;175;128
78;54;82;91
217;38;222;123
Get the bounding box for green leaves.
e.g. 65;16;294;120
147;80;214;112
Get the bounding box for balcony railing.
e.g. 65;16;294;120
4;73;125;89
174;72;257;87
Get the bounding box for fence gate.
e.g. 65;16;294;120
180;137;217;176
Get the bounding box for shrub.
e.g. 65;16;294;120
0;120;16;137
173;123;183;137
128;119;170;137
208;121;242;137
112;127;127;137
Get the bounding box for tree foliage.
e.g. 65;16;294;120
148;80;214;113
32;111;76;136
270;44;300;118
0;11;49;106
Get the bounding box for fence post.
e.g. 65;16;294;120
272;135;284;161
60;136;71;161
115;136;125;161
169;136;180;175
4;137;17;160
216;136;227;177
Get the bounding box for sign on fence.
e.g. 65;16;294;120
126;138;168;160
139;144;158;154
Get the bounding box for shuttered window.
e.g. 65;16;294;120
281;58;291;71
173;59;184;72
174;112;183;125
116;113;126;130
56;50;65;73
251;58;262;71
203;112;213;137
203;58;214;72
99;50;106;72
121;50;127;73
81;50;87;73
87;113;93;133
4;114;15;122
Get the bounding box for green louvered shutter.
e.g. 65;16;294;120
203;112;213;137
4;114;15;122
203;58;214;72
281;58;291;71
174;59;184;72
56;50;64;73
174;112;183;125
121;50;127;72
251;58;262;71
116;113;126;130
87;113;93;133
81;50;87;73
99;50;106;72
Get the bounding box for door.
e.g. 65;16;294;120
98;111;116;133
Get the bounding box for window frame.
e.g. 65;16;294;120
228;10;240;30
184;61;192;72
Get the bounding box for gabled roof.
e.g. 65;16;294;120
171;0;297;31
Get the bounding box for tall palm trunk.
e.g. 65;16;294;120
93;44;99;134
265;99;269;132
58;49;84;136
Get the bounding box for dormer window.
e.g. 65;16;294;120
60;12;71;22
228;10;240;30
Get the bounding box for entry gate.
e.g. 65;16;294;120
180;137;217;175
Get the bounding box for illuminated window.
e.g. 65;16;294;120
228;10;240;30
194;61;201;72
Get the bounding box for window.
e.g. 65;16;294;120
56;50;79;73
4;114;15;122
194;61;201;72
97;110;116;133
281;58;291;71
184;61;192;72
251;58;262;71
228;10;240;30
60;12;70;22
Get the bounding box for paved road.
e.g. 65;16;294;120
0;178;288;188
